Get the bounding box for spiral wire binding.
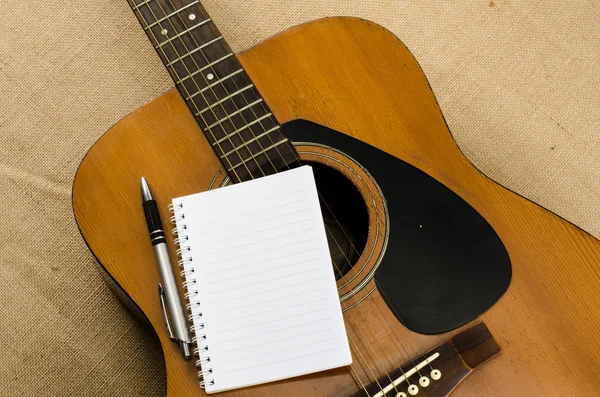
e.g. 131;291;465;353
168;202;215;389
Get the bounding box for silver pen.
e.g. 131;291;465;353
141;177;192;359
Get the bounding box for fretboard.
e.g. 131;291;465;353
127;0;299;183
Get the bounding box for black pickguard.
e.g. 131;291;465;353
283;119;512;335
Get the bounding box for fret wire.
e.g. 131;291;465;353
177;3;293;171
155;18;212;49
136;5;389;385
163;1;279;178
212;113;273;146
129;1;244;181
132;4;370;386
177;53;235;84
166;36;223;67
139;0;295;179
203;99;263;130
175;1;294;177
149;0;258;179
144;1;199;30
187;20;294;173
130;4;372;388
227;139;289;172
188;69;244;101
185;5;380;385
238;73;299;166
132;0;153;11
198;85;254;115
204;9;298;168
220;126;280;159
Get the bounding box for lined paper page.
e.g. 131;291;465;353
173;166;351;394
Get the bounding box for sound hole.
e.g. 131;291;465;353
307;161;369;280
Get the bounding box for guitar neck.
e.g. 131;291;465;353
127;0;299;183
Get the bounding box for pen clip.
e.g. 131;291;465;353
158;283;175;340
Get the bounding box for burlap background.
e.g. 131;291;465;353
1;0;598;395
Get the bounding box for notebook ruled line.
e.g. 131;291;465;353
173;166;352;392
258;189;304;202
209;268;321;294
223;348;341;374
219;316;333;344
199;209;310;236
219;307;330;333
197;199;309;227
196;219;310;247
203;238;317;266
220;327;334;354
205;248;317;276
220;337;338;365
207;277;322;305
200;228;314;256
215;287;324;314
208;257;319;285
213;296;328;324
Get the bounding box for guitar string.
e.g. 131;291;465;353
377;287;433;376
127;3;287;388
144;0;266;180
150;2;294;187
156;0;385;390
156;0;280;179
320;200;427;380
153;2;379;391
329;257;401;395
133;0;254;182
154;0;281;180
327;228;418;392
130;0;248;182
133;0;415;392
325;212;414;391
376;294;436;375
236;91;423;390
170;0;294;177
171;7;412;391
133;0;375;391
147;7;384;387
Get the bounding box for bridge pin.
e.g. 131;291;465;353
419;376;430;387
407;384;419;395
431;369;442;380
396;393;407;397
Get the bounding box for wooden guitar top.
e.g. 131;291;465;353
73;17;600;396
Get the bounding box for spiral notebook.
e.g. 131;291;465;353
171;166;352;394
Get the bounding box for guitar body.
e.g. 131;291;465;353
73;18;600;396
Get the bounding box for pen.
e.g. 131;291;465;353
141;177;192;360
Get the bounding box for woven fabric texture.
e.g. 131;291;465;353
1;0;598;395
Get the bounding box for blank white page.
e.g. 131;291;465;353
172;166;351;394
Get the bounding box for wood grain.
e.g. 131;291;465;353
352;323;501;397
73;17;600;396
127;0;299;183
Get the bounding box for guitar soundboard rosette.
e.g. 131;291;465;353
168;202;215;389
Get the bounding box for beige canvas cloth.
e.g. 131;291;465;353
1;0;598;395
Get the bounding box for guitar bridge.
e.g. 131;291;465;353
351;322;501;397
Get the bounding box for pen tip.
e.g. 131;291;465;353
141;177;153;201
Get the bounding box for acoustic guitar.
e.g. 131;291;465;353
72;1;600;396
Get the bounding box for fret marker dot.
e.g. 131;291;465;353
161;29;168;36
189;13;196;21
207;73;215;80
